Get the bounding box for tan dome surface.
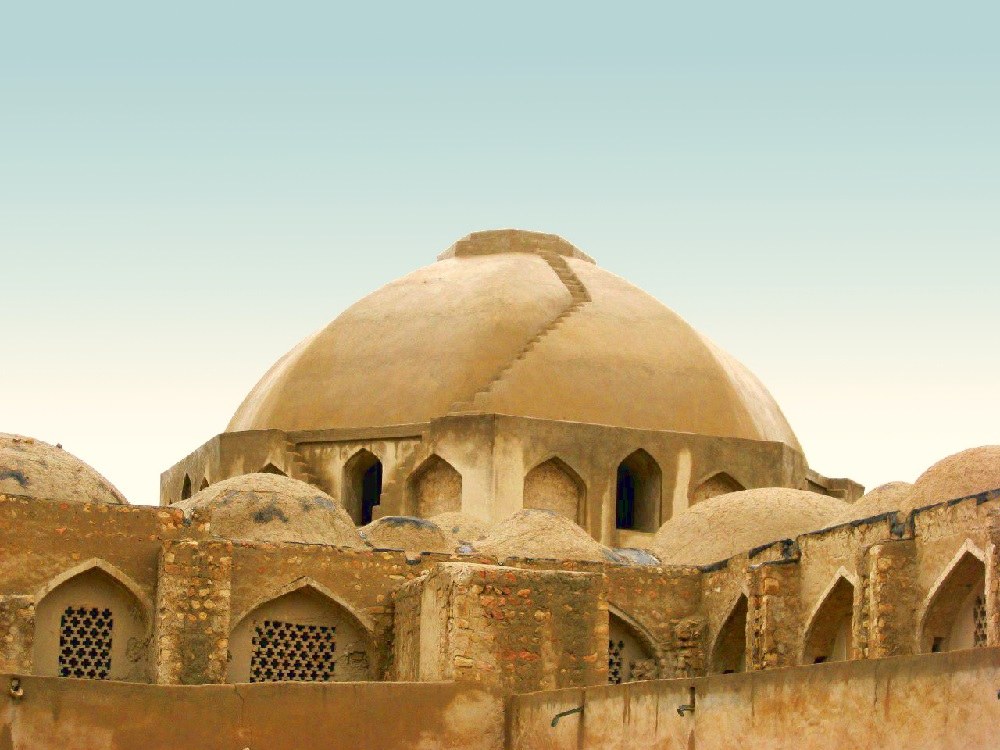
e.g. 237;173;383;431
0;433;127;505
912;446;1000;506
474;509;623;563
431;512;491;548
360;516;452;553
837;482;915;522
176;473;365;548
653;488;845;566
228;230;801;452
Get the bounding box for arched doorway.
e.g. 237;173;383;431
921;550;987;653
260;463;286;476
228;584;373;683
523;457;585;524
343;450;383;525
34;564;151;682
803;577;855;664
710;594;748;674
181;474;192;500
407;455;462;517
615;450;662;532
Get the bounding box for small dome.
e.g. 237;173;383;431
360;516;452;553
176;473;365;548
0;433;127;505
430;512;491;548
836;482;915;522
912;446;1000;506
652;488;845;566
474;509;624;563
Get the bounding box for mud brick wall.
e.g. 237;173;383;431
987;510;1000;648
0;595;34;673
400;562;607;693
858;539;917;659
227;545;496;680
605;565;704;677
747;559;801;671
0;495;194;605
154;540;233;684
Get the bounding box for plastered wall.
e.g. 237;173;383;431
0;676;505;750
507;647;1000;750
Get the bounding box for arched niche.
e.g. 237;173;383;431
691;472;744;506
181;474;192;500
803;576;855;664
607;609;657;684
343;449;383;525
33;563;151;682
199;477;210;491
228;583;373;684
407;455;462;517
615;450;662;532
710;594;748;674
523;457;585;524
920;548;987;653
260;463;286;476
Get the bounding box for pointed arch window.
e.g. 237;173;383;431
228;584;372;683
803;577;855;664
407;455;462;517
608;611;656;684
711;595;748;674
523;457;585;524
615;450;662;532
34;565;151;682
691;472;744;505
344;450;383;525
921;550;987;653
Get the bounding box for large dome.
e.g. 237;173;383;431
228;230;801;451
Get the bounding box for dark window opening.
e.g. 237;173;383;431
614;450;662;532
181;474;192;500
361;462;383;525
616;464;636;529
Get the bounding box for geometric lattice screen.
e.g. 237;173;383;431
973;595;987;648
249;620;337;682
58;606;113;679
608;638;625;685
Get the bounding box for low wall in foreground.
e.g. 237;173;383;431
3;649;998;749
0;677;503;750
508;647;1000;750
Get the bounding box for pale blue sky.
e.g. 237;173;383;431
2;1;998;503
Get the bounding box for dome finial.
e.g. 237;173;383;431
437;229;595;263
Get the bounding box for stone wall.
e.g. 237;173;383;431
2;490;999;692
394;563;607;693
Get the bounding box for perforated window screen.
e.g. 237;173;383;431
973;595;987;647
250;619;337;682
59;606;113;679
608;639;624;684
